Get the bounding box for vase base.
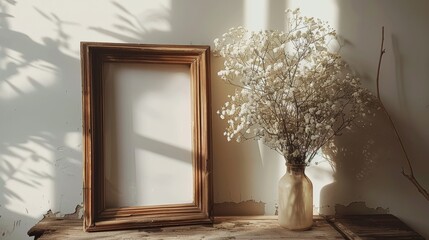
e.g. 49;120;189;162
280;224;313;231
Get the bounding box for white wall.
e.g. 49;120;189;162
0;0;428;239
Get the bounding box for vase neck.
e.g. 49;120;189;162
286;164;306;174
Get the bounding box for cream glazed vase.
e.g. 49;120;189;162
278;163;313;230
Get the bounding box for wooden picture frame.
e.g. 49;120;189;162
81;42;212;232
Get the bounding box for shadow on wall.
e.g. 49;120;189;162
319;109;400;215
89;2;170;43
0;1;82;239
321;0;429;237
87;0;246;45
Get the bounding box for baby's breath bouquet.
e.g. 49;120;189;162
214;9;375;165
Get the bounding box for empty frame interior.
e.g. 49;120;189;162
103;63;193;208
81;43;211;231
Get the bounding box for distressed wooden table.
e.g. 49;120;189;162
28;215;423;240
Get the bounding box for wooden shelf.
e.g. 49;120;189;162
28;215;423;239
326;214;424;240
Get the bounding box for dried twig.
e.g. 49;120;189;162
376;27;429;201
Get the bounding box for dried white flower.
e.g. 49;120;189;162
214;9;375;165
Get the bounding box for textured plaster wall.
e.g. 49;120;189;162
0;0;428;239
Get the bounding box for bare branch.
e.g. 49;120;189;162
376;26;429;201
